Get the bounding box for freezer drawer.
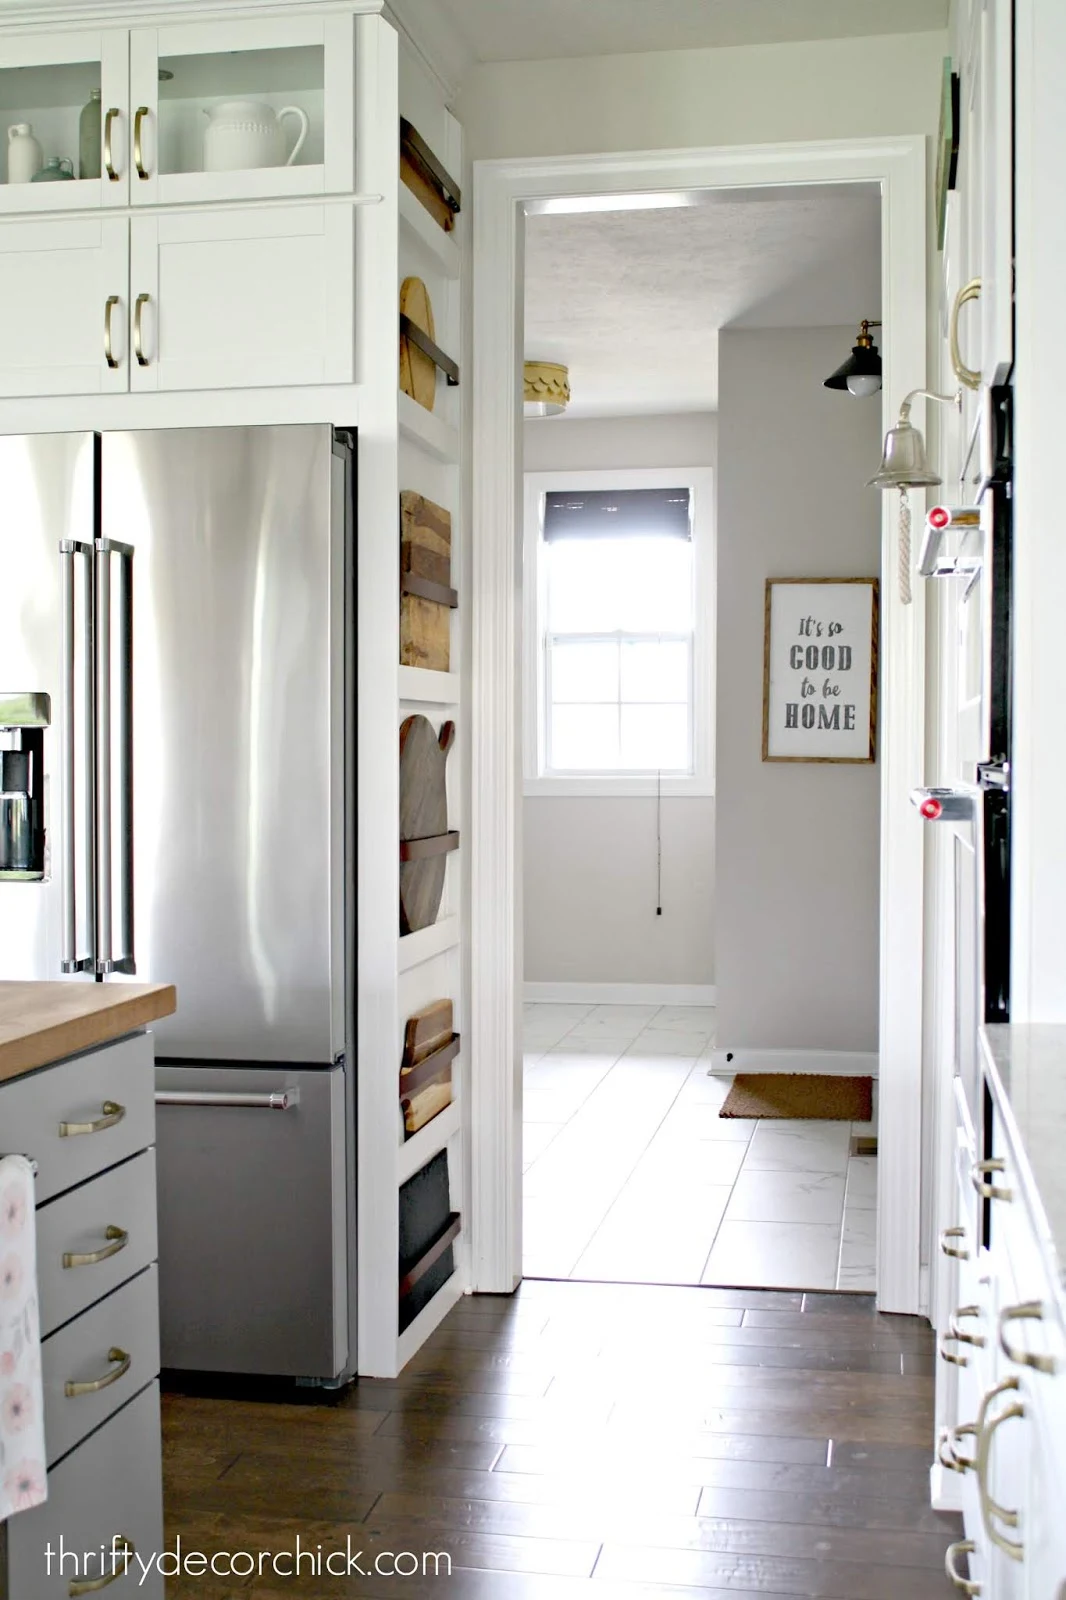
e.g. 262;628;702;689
155;1062;348;1379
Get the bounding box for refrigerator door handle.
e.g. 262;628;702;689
59;538;96;974
94;537;136;975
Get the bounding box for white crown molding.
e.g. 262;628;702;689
0;0;381;27
385;0;472;103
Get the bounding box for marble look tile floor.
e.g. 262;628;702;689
523;1003;877;1293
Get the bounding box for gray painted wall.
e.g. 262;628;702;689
523;413;717;986
715;328;881;1052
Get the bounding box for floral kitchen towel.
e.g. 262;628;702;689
0;1154;46;1519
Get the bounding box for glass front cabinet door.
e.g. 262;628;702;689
128;14;354;206
0;31;130;212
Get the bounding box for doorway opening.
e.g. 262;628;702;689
469;136;928;1316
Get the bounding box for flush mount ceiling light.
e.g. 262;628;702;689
524;360;570;418
824;320;883;397
825;320;883;396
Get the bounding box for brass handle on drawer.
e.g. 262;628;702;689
1000;1300;1059;1375
945;1540;981;1595
940;1225;970;1261
950;278;982;391
65;1346;130;1398
103;295;120;369
939;1335;968;1368
63;1224;128;1269
59;1100;125;1138
938;1421;978;1473
976;1376;1024;1560
133;293;150;367
971;1158;1012;1203
133;106;149;179
948;1305;986;1348
68;1535;134;1594
103;107;120;181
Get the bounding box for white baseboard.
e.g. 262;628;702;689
524;981;717;1006
706;1047;879;1079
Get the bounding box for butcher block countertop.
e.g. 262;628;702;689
0;981;176;1086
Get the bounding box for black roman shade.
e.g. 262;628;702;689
543;487;691;542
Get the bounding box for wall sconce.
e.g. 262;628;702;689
824;320;882;396
868;387;961;604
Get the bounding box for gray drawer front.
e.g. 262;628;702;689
5;1381;164;1600
0;1033;155;1203
41;1265;160;1468
36;1151;158;1339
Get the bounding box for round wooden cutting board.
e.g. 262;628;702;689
399;714;455;934
400;275;437;412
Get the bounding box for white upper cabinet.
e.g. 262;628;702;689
0;214;128;395
0;30;130;212
128;13;355;207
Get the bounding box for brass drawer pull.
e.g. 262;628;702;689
939;1335;968;1368
945;1540;981;1595
133;293;150;367
64;1346;130;1398
976;1376;1024;1560
103;107;120;181
938;1421;978;1473
940;1225;970;1261
63;1224;129;1269
949;1305;986;1349
971;1158;1012;1203
133;106;149;179
1000;1300;1058;1375
103;295;120;369
950;278;982;391
68;1535;134;1594
59;1100;125;1138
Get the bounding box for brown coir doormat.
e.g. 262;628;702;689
720;1073;873;1122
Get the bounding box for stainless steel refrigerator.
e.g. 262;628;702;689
0;426;357;1382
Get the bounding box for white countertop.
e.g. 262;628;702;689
981;1024;1066;1314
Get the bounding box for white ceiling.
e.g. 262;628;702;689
524;185;882;418
394;0;946;76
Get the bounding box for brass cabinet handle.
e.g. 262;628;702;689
103;296;120;370
949;1305;987;1349
938;1421;979;1474
975;1376;1024;1560
940;1225;970;1261
68;1535;134;1594
59;1100;125;1138
945;1540;981;1595
64;1346;131;1398
63;1224;128;1270
133;293;150;367
1000;1300;1058;1375
950;277;982;391
133;105;149;179
939;1335;968;1368
971;1157;1012;1203
103;107;120;180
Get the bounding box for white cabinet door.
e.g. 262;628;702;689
129;13;354;208
129;205;354;392
0;214;128;395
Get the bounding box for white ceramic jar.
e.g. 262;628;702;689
201;100;309;173
7;123;42;184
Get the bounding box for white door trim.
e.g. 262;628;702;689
470;136;928;1314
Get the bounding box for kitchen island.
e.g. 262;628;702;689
0;981;174;1600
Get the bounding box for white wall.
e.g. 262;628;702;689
715;328;882;1053
523;413;717;986
457;31;947;160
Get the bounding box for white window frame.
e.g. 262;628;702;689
523;465;715;798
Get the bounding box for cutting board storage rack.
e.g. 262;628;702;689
400;116;462;233
400;491;457;674
398;1148;460;1333
400;998;458;1138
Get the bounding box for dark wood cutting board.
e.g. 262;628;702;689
399;715;456;934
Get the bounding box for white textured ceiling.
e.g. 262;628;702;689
524;185;882;418
395;0;946;72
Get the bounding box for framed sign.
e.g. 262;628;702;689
762;578;879;763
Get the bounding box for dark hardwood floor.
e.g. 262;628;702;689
162;1279;961;1597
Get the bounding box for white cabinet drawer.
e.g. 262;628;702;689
0;1033;154;1203
36;1151;158;1340
41;1265;160;1468
4;1381;164;1599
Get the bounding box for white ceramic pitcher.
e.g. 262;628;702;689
202;100;309;173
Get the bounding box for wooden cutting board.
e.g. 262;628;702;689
400;998;456;1136
400;276;437;412
399;715;456;934
400;491;452;672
